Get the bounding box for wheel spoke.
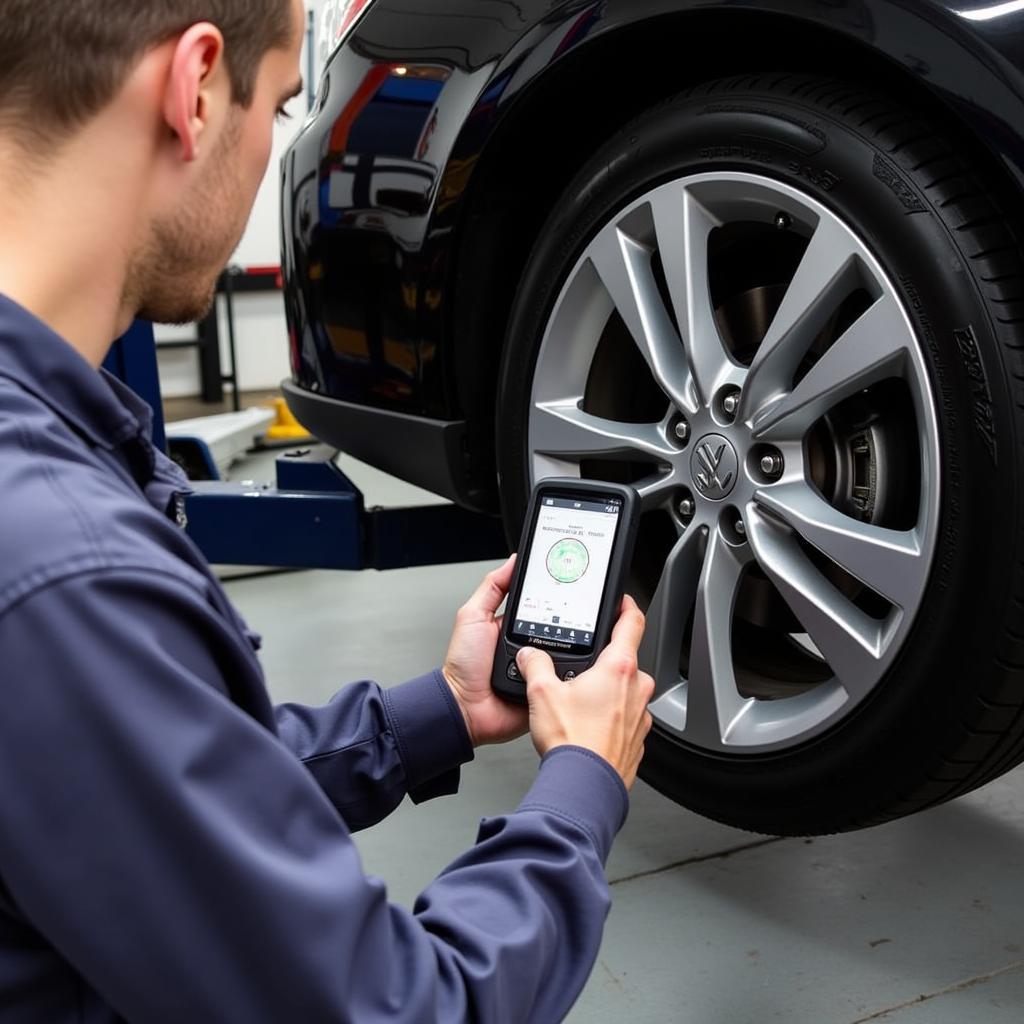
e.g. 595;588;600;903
650;186;735;406
752;293;911;441
739;217;862;423
754;482;924;608
639;526;706;691
634;469;683;513
532;400;676;461
684;528;752;746
746;506;885;697
588;225;697;414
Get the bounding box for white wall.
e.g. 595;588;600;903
157;3;323;400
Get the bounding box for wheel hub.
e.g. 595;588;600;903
691;434;738;500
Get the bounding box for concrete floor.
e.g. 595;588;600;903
221;452;1024;1023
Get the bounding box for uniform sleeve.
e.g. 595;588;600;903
0;569;628;1024
275;669;474;831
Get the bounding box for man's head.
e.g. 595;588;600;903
0;0;305;329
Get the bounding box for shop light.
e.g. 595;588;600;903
959;1;1024;20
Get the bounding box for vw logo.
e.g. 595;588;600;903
691;434;738;500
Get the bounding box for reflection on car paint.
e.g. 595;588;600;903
294;61;455;401
322;64;449;220
282;0;1024;425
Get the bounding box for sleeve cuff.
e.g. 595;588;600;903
382;669;474;804
516;745;630;863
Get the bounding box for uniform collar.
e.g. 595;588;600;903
0;293;192;516
0;292;143;450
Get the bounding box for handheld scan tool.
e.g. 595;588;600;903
492;478;640;703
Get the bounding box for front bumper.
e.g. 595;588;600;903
282;379;478;506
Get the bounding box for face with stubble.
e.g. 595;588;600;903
125;0;303;325
130;113;250;324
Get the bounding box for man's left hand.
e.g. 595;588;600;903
443;555;529;747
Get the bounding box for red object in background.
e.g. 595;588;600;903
244;265;284;289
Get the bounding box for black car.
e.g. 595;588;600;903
281;0;1024;836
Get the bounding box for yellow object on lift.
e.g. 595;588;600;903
264;397;313;442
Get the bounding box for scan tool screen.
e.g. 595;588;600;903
510;493;622;653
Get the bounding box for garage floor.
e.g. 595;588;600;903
219;451;1024;1024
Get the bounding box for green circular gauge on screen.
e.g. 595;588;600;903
546;538;590;583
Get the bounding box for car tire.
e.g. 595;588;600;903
496;74;1024;835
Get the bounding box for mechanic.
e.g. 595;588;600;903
0;1;655;1021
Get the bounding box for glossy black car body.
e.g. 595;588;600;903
281;0;1024;510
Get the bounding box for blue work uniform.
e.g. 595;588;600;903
0;295;629;1023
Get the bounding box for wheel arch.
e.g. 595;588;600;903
444;3;1024;511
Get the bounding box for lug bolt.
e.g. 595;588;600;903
734;517;746;536
674;420;690;443
775;211;791;231
678;497;695;519
760;453;784;478
722;391;740;417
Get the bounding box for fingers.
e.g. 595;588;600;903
603;593;646;659
517;646;557;686
637;670;656;706
462;554;517;619
493;551;517;589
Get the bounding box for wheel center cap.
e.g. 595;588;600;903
691;434;739;500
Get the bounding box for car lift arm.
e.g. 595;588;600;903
106;322;508;571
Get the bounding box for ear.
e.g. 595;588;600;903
163;23;225;163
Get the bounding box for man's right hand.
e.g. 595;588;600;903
516;595;655;789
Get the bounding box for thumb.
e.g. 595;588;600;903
517;646;557;685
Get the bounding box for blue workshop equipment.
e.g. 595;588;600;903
107;322;508;570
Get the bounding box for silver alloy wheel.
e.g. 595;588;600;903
528;172;941;754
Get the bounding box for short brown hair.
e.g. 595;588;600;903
0;1;293;144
